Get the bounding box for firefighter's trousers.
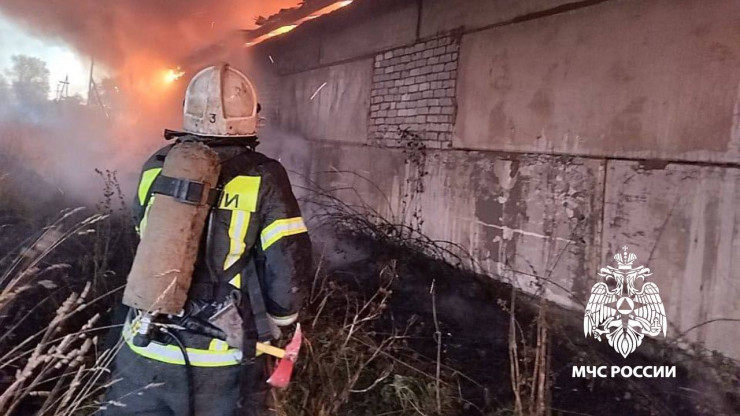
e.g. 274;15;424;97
102;343;272;416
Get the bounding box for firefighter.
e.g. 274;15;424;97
102;64;311;416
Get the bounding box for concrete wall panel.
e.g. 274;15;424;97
309;144;605;307
278;59;373;144
319;1;419;66
602;160;740;360
455;0;740;163
420;0;574;37
257;31;322;75
408;151;604;306
310;143;406;215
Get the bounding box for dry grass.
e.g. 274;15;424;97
273;259;465;416
1;166;479;416
1;171;474;416
504;290;550;416
0;207;126;415
0;171;131;416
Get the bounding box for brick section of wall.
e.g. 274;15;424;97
368;35;460;148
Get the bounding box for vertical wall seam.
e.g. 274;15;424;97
366;57;376;145
415;0;423;41
598;158;610;278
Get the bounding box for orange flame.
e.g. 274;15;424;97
246;0;353;47
164;67;185;84
272;24;298;36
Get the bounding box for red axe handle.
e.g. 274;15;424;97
267;324;303;389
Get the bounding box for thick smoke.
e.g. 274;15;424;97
0;1;297;70
0;0;298;204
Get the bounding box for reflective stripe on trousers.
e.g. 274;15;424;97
122;321;242;367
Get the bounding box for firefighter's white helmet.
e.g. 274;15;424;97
183;64;259;137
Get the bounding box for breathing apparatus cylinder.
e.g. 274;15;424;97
123;141;221;315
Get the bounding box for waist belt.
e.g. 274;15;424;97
122;320;242;367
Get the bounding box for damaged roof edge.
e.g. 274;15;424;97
243;0;354;46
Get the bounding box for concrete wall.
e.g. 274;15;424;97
319;0;419;66
249;0;740;359
277;59;372;144
454;0;740;163
419;0;577;37
602;161;740;354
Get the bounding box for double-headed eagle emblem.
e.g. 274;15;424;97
584;246;667;358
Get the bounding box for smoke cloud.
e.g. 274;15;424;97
0;0;298;204
0;1;298;70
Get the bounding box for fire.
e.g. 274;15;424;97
164;67;185;84
308;0;353;18
271;24;297;36
246;0;354;47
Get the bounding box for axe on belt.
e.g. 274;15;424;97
208;302;303;388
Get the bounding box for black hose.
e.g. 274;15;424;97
162;328;195;416
181;318;228;340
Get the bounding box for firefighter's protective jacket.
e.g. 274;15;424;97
128;137;311;366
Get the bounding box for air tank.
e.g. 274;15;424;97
123;141;220;314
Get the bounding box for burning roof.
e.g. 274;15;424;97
244;0;354;47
